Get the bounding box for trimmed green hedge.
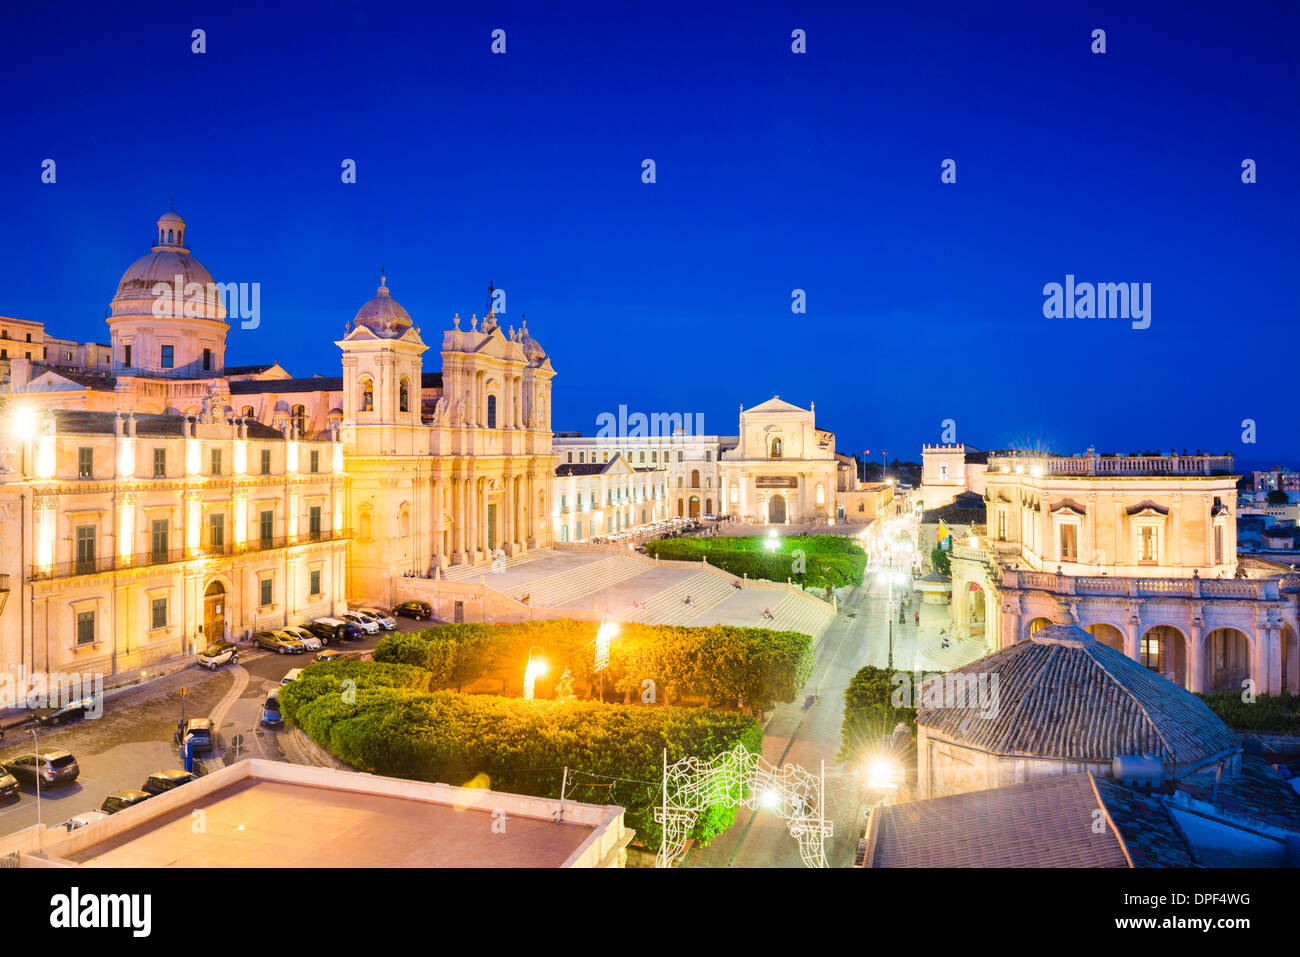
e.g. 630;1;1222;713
278;661;762;848
644;534;866;589
839;666;937;764
375;619;814;711
1198;690;1300;733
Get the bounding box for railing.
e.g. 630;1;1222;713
1001;568;1280;601
29;528;353;582
987;453;1234;476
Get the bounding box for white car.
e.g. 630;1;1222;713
282;626;322;651
357;607;397;631
60;810;109;832
280;668;304;686
340;611;380;635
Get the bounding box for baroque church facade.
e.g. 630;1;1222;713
0;210;555;678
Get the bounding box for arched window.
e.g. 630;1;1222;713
292;405;306;434
178;230;183;245
771;437;783;458
241;406;255;419
399;378;410;413
816;483;825;505
690;469;700;487
487;394;497;428
159;229;164;244
358;508;373;540
168;229;174;243
360;377;374;412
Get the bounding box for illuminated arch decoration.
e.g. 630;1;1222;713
654;745;830;868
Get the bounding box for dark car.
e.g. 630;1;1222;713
100;790;152;814
141;769;197;795
304;621;339;645
0;770;19;800
30;695;100;727
253;630;305;654
175;717;215;755
313;618;364;642
259;692;283;727
4;749;80;788
392;600;432;621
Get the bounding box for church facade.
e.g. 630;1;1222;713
0;209;556;677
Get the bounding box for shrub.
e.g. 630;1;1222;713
644;535;866;588
1198;690;1300;732
374;619;814;711
278;662;762;848
839;666;937;764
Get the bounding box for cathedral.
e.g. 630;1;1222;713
0;210;556;678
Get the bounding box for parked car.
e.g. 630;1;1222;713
280;668;303;686
312;649;347;665
303;620;338;645
3;749;80;788
281;625;322;651
356;607;397;630
197;641;239;669
259;692;283;727
100;790;152;814
314;617;364;642
59;810;109;832
253;630;306;655
30;695;99;727
0;770;19;800
339;611;380;635
141;769;197;795
174;717;215;755
392;600;432;621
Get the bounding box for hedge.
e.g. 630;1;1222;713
644;534;867;589
838;666;937;764
374;619;814;711
277;661;762;848
1198;691;1300;733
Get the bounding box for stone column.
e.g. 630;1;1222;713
1186;619;1204;692
1123;611;1141;662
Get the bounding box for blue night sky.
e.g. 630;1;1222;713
2;1;1297;466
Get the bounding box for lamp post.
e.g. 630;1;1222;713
29;727;42;854
524;645;546;700
594;620;616;702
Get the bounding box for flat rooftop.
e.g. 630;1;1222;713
9;759;628;869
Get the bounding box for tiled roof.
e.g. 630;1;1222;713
223;364;276;376
26;365;117;390
1176;753;1300;832
229;371;442;394
918;625;1239;775
555;463;607;477
50;409;297;442
864;774;1133;867
1090;776;1197;867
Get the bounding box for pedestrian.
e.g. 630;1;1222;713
914;611;919;627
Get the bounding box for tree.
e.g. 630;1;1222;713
1266;489;1289;505
930;545;951;576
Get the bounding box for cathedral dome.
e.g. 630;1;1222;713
518;318;546;363
352;276;413;338
111;211;223;320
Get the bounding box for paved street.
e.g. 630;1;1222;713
0;618;427;836
681;574;982;868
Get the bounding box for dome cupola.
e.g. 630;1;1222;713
352;275;413;338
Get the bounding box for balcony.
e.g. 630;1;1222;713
29;528;353;582
1000;567;1281;601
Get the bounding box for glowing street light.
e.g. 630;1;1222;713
523;646;547;701
594;620;617;701
866;755;901;791
764;530;780;552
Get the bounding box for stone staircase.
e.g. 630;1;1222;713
510;553;646;608
440;547;555;582
619;570;736;626
766;592;835;641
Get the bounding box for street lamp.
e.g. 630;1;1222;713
29;727;43;854
523;646;547;700
594;620;617;701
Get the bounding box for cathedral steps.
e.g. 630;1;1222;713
440;546;556;582
619;570;735;625
519;554;647;609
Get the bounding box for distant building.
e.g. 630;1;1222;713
553;455;669;542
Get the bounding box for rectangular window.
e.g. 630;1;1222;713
124;344;132;367
151;596;167;629
560;493;567;514
578;452;585;464
1060;524;1077;562
151;518;169;559
260;449;271;475
566;452;573;463
309;505;322;538
309;568;322;596
259;509;274;545
209;513;225;550
259;577;273;607
1215;526;1223;564
161;344;174;368
75;525;96;571
76;610;95;646
210;448;222;475
1139;527;1157;562
202;348;212;371
77;447;93;478
678;451;684;462
153;447;166;477
310;449;319;473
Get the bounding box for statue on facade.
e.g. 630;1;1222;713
432;396;448;424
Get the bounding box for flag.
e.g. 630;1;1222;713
936;521;950;544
